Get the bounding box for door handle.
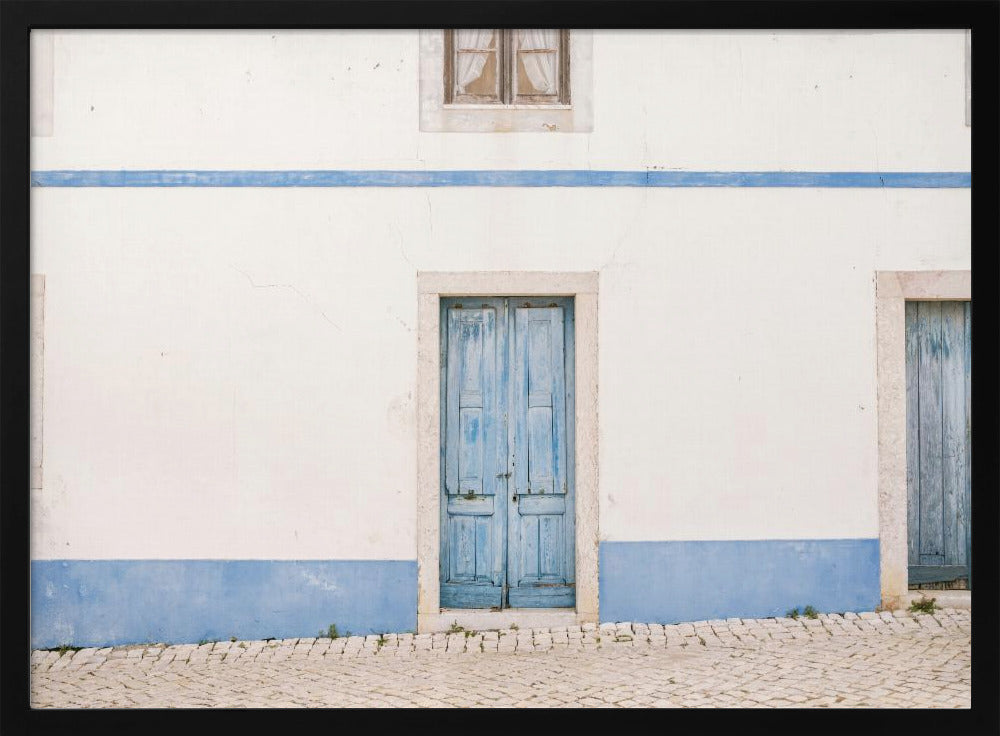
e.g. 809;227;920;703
496;471;512;479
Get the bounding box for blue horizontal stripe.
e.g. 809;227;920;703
599;538;880;624
30;169;971;188
31;559;417;648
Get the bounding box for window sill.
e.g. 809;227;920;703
443;103;573;111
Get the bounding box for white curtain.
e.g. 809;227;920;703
455;29;495;94
518;29;558;95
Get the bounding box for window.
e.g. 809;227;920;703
419;29;591;132
445;30;570;106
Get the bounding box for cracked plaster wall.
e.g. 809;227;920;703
30;31;970;562
30;187;970;560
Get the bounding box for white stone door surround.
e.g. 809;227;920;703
416;272;599;633
875;270;971;608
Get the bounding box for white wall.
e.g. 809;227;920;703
30;30;970;560
32;30;969;170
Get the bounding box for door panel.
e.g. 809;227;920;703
440;300;506;608
508;304;575;607
916;302;944;565
906;300;971;587
940;302;969;566
446;307;498;497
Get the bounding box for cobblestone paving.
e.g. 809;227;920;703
30;608;970;708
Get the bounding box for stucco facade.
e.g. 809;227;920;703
29;30;970;647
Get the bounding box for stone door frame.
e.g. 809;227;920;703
875;270;971;608
416;272;599;633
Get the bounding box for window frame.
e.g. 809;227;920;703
444;29;571;106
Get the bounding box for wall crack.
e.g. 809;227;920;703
230;265;342;332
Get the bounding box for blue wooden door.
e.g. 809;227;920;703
440;297;575;609
905;301;971;588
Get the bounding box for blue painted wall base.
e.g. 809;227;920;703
32;542;881;646
31;560;417;649
599;539;880;623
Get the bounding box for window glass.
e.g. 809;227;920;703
515;29;559;99
454;29;499;101
446;29;567;106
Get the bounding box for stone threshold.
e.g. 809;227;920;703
901;590;971;610
421;608;582;634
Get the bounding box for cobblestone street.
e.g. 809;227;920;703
30;608;970;708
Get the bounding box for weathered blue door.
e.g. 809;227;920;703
905;301;971;588
440;297;575;609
